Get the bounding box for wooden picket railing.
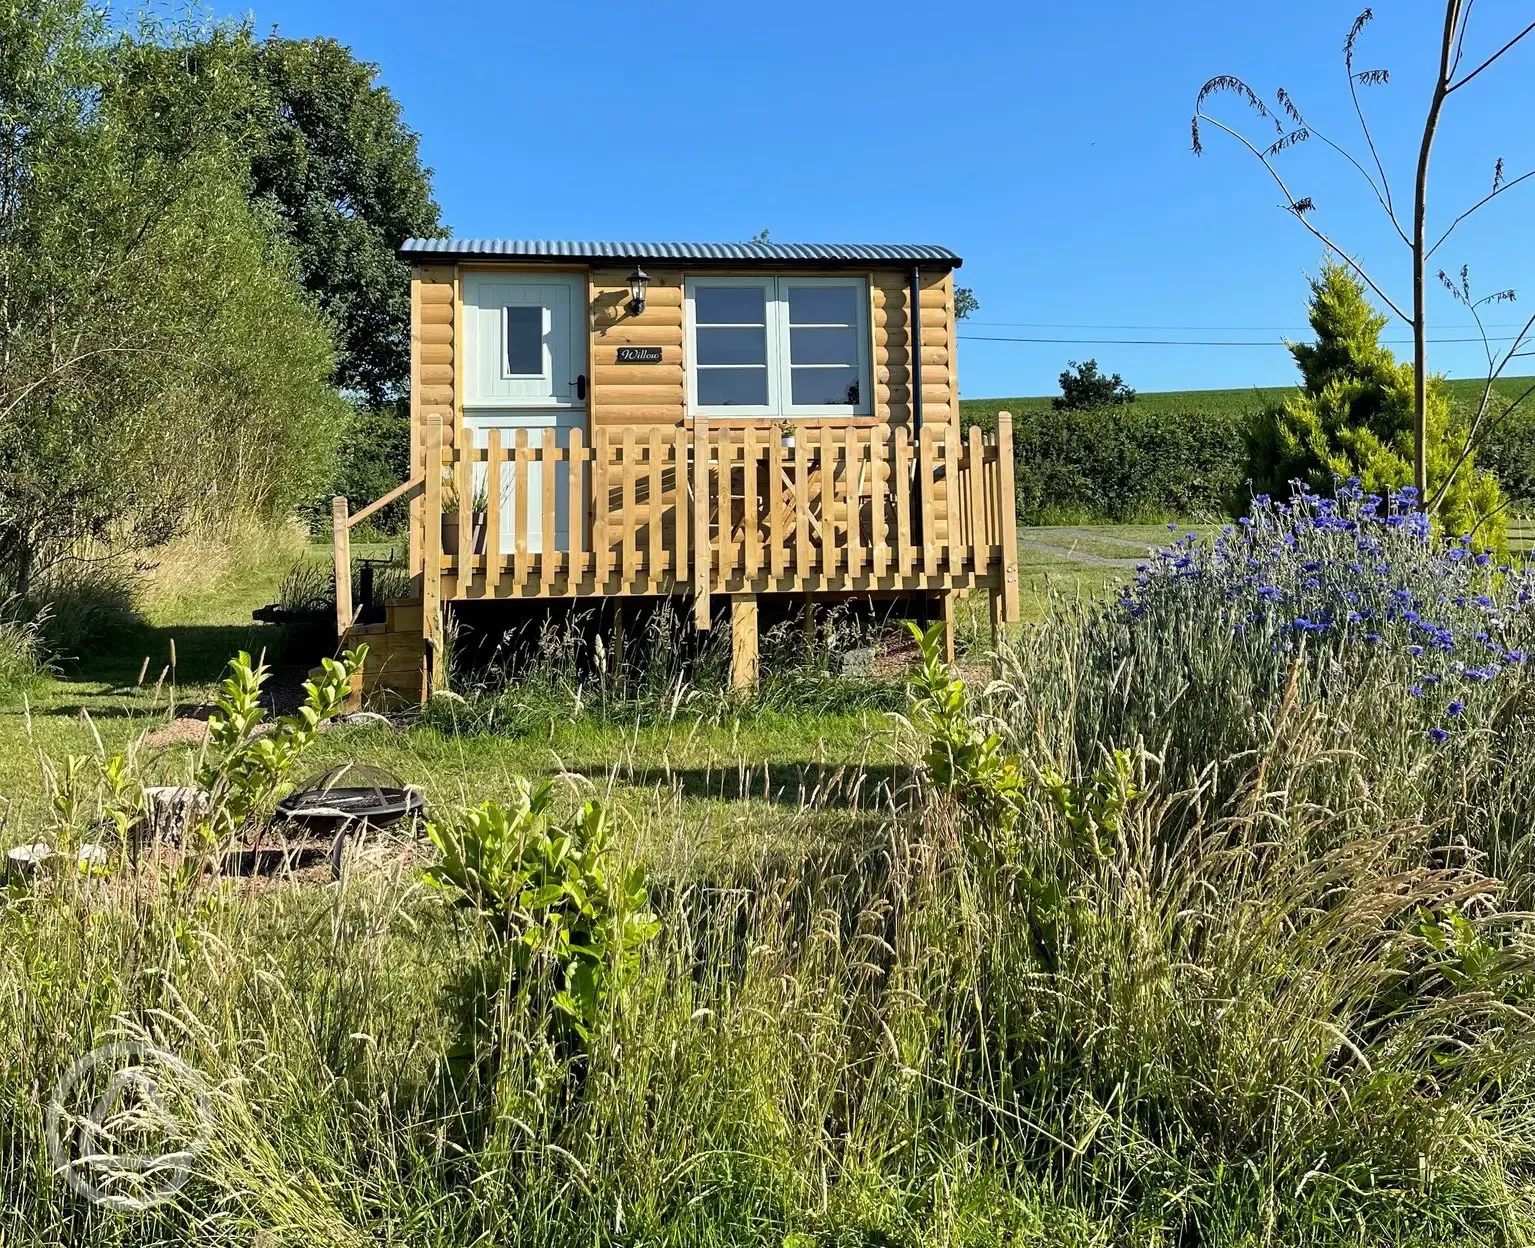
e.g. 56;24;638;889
415;413;1019;625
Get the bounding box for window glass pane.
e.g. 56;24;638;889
787;285;858;326
694;285;766;325
791;366;860;407
504;306;543;374
696;326;767;366
790;326;857;366
698;367;768;407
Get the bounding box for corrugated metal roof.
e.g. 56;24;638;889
398;238;962;268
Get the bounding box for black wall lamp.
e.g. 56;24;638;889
627;265;649;316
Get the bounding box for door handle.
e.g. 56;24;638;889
573;374;587;401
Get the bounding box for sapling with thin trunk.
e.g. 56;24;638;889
1193;5;1535;507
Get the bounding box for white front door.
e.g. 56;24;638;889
462;272;587;553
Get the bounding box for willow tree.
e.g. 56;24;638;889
1192;6;1535;510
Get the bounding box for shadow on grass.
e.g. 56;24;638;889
561;760;905;809
60;622;318;693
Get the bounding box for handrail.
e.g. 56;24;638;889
348;473;424;531
330;473;426;639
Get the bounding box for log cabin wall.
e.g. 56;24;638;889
872;268;956;433
590;267;686;428
404;257;961;576
408;264;456;572
407;261;958;444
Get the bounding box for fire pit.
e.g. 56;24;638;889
274;764;425;878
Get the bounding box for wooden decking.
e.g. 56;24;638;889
333;412;1020;700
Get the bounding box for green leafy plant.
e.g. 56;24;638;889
905;620;1025;845
1038;748;1141;859
425;779;660;1044
442;474;489;516
196;646;365;840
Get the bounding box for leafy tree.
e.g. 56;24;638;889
0;3;345;594
1053;359;1135;411
246;36;446;406
954;286;978;320
1249;262;1503;545
299;399;411;537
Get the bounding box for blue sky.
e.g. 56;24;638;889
226;0;1535;400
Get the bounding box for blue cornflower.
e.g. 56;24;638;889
1408;683;1424;698
1428;727;1449;744
1447;700;1465;717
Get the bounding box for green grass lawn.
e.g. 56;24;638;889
0;524;1174;845
0;539;906;862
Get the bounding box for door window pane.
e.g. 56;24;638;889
787;284;859;326
791;366;860;406
504;306;543;375
789;326;857;366
698;368;768;406
696;326;767;366
695;284;767;326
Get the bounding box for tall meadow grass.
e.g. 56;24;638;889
4;489;1535;1245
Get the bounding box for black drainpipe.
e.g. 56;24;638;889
910;265;925;549
909;265;923;436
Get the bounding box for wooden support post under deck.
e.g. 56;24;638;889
331;495;352;641
731;594;759;690
940;590;956;665
988;588;1005;650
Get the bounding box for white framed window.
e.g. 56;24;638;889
685;275;870;417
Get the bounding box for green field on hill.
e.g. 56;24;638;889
960;375;1535;425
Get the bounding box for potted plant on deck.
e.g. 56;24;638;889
441;477;489;557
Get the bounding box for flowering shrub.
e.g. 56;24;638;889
1121;482;1535;745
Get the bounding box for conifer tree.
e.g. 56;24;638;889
1249;262;1503;546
